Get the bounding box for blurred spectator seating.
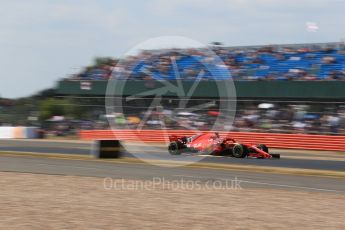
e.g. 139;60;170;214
71;43;345;81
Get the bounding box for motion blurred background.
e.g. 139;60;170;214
1;0;345;137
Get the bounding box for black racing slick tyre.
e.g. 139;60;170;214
232;144;249;158
168;141;181;155
256;144;269;153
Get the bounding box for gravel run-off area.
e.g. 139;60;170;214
0;172;344;230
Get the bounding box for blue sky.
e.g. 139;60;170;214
0;0;344;98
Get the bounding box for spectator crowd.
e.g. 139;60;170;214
104;101;345;135
70;42;345;81
54;42;345;136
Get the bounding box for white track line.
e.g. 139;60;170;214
172;174;343;193
238;179;342;193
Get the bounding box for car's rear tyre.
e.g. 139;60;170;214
256;144;269;153
168;141;181;155
232;144;249;158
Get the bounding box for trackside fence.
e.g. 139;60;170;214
80;130;345;151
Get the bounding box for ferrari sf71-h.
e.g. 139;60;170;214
168;132;280;159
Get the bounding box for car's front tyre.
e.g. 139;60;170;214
256;144;269;153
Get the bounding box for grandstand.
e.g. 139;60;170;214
69;42;345;81
53;42;345;135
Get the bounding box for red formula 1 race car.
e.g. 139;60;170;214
168;132;280;159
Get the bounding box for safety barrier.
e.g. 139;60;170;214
0;127;38;139
80;130;345;151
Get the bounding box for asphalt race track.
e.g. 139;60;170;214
1;154;345;193
0;139;344;193
0;139;344;171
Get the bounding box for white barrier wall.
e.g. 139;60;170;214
0;127;38;139
0;127;14;139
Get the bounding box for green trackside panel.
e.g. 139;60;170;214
234;81;345;99
57;80;345;99
57;80;107;95
57;80;233;97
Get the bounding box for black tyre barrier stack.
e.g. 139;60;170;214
93;140;123;158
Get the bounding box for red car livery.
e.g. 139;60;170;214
168;132;280;159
